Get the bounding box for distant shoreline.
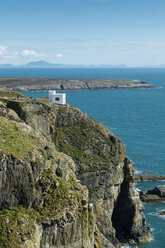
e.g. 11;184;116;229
0;77;155;92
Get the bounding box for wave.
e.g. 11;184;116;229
155;86;163;89
158;211;165;219
148;209;165;219
135;187;141;192
135;169;143;175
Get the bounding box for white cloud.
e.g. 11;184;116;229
13;51;18;56
0;45;8;56
55;53;62;58
22;49;43;57
0;45;15;59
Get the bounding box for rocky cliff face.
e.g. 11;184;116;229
0;90;150;247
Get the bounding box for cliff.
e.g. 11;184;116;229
0;90;150;247
0;78;154;92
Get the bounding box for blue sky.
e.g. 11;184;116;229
0;0;165;66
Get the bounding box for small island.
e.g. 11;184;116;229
0;77;154;92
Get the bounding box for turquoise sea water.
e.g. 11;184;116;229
1;67;165;247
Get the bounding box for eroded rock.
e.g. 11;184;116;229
140;186;165;202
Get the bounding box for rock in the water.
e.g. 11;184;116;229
135;174;165;182
159;211;165;216
140;186;165;202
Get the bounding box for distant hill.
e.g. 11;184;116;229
0;63;14;68
24;60;73;68
0;60;128;68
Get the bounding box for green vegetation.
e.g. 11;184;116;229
0;116;41;159
0;90;24;99
0;169;85;248
37;169;83;216
0;206;39;248
94;230;101;248
52;120;116;172
31;98;50;106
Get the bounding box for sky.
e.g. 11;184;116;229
0;0;165;66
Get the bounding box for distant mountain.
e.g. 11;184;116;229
0;63;14;68
25;61;54;68
0;60;128;68
0;61;78;68
24;60;72;68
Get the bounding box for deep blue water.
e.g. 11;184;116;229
1;68;165;247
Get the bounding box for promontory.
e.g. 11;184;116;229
0;89;150;248
0;77;154;92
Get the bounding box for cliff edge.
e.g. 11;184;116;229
0;90;150;248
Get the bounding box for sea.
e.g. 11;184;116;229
0;67;165;247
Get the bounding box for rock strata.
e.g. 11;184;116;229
140;186;165;202
0;90;150;247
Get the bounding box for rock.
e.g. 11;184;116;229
140;185;165;202
159;211;165;216
0;90;150;247
154;186;165;197
0;78;155;92
135;174;165;182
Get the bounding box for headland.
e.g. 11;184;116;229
0;77;154;92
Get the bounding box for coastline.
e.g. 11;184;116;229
0;77;155;92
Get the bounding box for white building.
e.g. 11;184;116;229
48;90;66;105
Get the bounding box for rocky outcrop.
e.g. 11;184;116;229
140;186;165;202
0;78;154;92
135;174;165;182
0;93;97;248
0;90;150;247
159;211;165;216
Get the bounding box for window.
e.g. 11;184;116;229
55;97;60;101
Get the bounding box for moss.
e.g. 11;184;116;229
0;90;24;99
0;116;42;159
88;187;99;197
36;169;84;218
41;96;48;100
32;98;49;106
52;120;117;171
94;230;101;248
0;206;39;248
0;169;85;247
57;105;68;113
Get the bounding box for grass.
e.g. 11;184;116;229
0;206;39;248
52;119;118;172
0;170;86;248
36;169;83;216
0;116;41;159
0;90;24;99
